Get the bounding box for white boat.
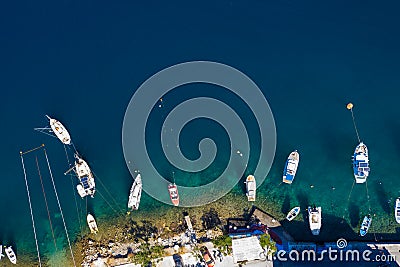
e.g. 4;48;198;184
395;198;400;223
128;174;142;210
0;245;4;260
352;142;370;184
87;213;98;234
168;183;179;206
245;175;256;201
74;154;96;198
283;150;300;184
4;246;16;264
46;115;71;145
286;206;301;221
308;206;322;235
360;214;372;236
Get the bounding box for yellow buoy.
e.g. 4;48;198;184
346;103;353;110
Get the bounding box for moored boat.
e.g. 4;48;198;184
128;174;142;210
283;150;300;184
87;213;98;234
74;154;96;198
46;115;71;145
308;205;322;235
4;246;16;264
286;206;300;221
168;183;179;206
395;198;400;223
360;214;372;236
245;175;256;201
352;142;370;184
0;245;4;260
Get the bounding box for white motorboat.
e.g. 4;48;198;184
128;174;142;210
283;150;300;184
87;213;98;234
395;198;400;223
286;206;301;221
308;206;322;235
360;214;372;237
4;246;16;264
46;115;71;145
168;183;179;206
245;175;256;201
352;142;370;184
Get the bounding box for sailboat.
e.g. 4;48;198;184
352;142;370;184
360;214;372;236
4;246;16;264
245;175;256;201
128;174;142;210
395;198;400;223
168;183;179;206
87;213;99;234
283;150;300;184
308;206;322;235
72;154;96;198
286;207;300;221
46;115;71;145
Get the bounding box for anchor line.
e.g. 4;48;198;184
342;180;356;220
92;171;123;213
96;189;120;215
350;108;361;143
20;153;42;267
35;156;57;251
43;149;76;267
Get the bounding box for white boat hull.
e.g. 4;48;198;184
395;198;400;224
308;206;322;235
5;246;16;264
286;207;300;221
245;175;256;201
87;214;98;234
128;174;142;210
46;115;71;145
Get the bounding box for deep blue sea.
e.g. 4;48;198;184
1;1;400;265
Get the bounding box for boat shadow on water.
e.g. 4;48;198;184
281;194;291;215
349;202;360;228
374;181;392;215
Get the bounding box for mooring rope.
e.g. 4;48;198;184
43;149;76;267
20;152;42;267
348;104;361;143
35;156;57;251
342;180;355;220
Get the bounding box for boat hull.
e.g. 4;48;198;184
308;206;322;236
5;246;16;264
353;142;369;184
245;175;256;201
396;198;400;224
360;215;372;236
286;207;300;221
168;183;179;206
283;151;299;184
128;174;142;210
87;214;98;234
47;115;71;145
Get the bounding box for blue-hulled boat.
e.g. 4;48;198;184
352;142;370;184
360;214;372;236
283;150;300;184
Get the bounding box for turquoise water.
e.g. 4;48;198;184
1;0;400;264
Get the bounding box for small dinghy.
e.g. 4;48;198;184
5;246;16;264
360;214;372;236
87;213;99;234
286;206;301;221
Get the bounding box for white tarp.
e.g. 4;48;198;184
232;236;265;263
